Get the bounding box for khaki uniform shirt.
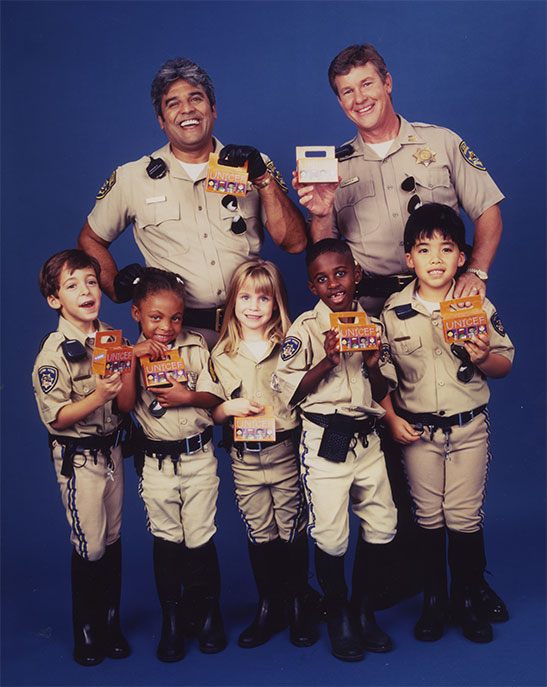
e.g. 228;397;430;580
210;340;299;432
32;318;122;438
380;280;514;415
133;330;219;441
331;117;504;277
275;300;397;418
88;138;268;309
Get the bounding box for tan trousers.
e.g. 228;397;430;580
300;420;397;556
52;441;123;561
402;412;491;532
230;438;307;544
139;441;219;547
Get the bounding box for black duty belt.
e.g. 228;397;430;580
48;430;122;478
143;425;213;465
183;306;225;332
233;428;295;454
302;411;377;463
357;274;414;299
302;411;377;435
396;405;487;433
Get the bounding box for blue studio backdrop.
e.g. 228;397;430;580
1;2;545;686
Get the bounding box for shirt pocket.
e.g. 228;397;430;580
138;198;188;256
412;168;455;206
72;375;95;401
334;178;381;236
218;195;262;255
390;336;426;382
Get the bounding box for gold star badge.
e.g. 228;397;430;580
413;147;436;166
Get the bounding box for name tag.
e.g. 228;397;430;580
340;176;359;188
145;196;166;204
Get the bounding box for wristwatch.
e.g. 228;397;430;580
253;171;272;189
466;268;488;281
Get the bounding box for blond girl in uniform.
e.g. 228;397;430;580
117;267;226;662
210;259;319;649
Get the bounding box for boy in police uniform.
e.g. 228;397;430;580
31;249;130;666
275;239;398;662
380;203;513;643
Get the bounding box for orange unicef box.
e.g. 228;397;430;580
141;351;187;389
92;330;133;375
329;312;379;352
234;405;276;443
205;153;249;197
440;296;489;343
296;146;338;183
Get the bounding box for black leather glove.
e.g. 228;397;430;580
113;263;144;303
218;144;267;181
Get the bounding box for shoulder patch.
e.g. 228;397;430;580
266;160;288;192
490;311;506;336
459;141;486;171
96;170;117;199
38;365;59;394
208;358;218;383
281;336;302;361
380;343;393;365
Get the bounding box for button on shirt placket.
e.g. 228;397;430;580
195;181;224;305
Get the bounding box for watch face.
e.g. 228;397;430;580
469;269;488;281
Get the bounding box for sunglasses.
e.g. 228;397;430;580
450;343;474;383
401;177;422;214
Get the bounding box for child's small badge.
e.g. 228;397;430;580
234;406;276;443
329;311;379;352
440;296;489;343
205;153;249;197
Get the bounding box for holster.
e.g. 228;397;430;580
302;411;376;463
48;431;120;478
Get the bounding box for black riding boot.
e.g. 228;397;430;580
448;529;493;643
238;539;287;648
184;538;226;654
102;539;131;658
414;527;448;642
71;549;104;666
153;536;185;662
315;545;363;662
282;534;319;647
350;536;393;653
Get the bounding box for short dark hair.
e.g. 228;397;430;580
151;57;215;118
404;203;466;253
132;267;186;308
38;249;101;299
305;238;354;273
328;43;389;96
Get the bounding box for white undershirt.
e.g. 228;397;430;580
366;139;395;159
177;159;207;181
242;340;269;361
414;290;439;314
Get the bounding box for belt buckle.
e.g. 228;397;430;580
215;307;225;332
243;441;262;452
185;432;204;455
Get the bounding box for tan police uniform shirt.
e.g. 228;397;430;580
331;117;505;278
275;300;397;418
87;138;269;310
380;280;514;415
32;317;123;438
210;340;298;432
133;330;219;441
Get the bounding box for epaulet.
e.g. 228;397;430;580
38;331;61;353
182;330;208;347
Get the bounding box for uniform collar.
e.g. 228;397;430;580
57;316;106;346
136;329;191;348
236;337;277;363
313;298;364;334
159;137;223;182
383;279;456;315
345;116;425;161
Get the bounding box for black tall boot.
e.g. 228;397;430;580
472;529;509;622
315;545;363;662
71;549;104;666
102;539;131;658
281;534;319;647
448;529;493;643
350;536;393;653
238;539;287;648
184;538;226;654
153;536;185;662
414;527;448;642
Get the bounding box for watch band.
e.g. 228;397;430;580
252;171;272;189
466;268;488;281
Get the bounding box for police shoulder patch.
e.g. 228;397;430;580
96;170;117;199
459;141;486;171
266;160;288;192
208;358;218;383
490;311;506;336
281;336;302;361
38;365;59;394
380;343;393;365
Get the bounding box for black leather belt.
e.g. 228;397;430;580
183;306;225;332
233;428;294;453
357;274;413;299
48;430;122;477
396;405;487;431
302;411;377;436
143;426;213;458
